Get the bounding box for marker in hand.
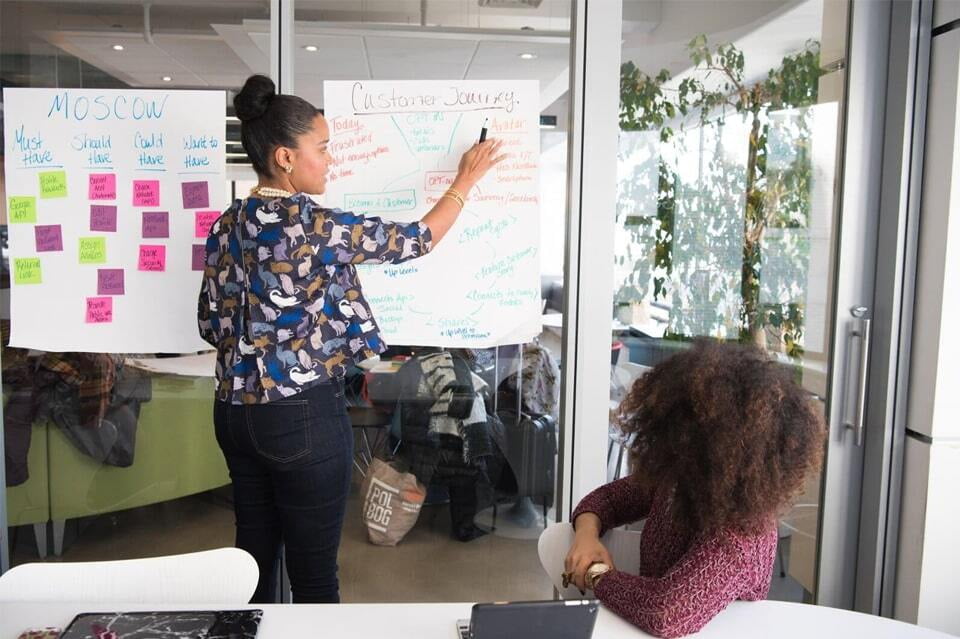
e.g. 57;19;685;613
479;118;488;143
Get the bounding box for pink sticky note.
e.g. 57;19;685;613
90;205;118;232
85;297;113;323
192;244;207;271
35;225;63;252
194;211;220;238
138;244;166;271
181;181;209;209
142;211;170;238
133;180;160;207
88;174;117;200
97;269;125;295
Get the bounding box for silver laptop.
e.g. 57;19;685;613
456;600;600;639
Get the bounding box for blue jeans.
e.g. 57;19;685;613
214;379;353;603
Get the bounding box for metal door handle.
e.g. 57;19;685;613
844;306;871;446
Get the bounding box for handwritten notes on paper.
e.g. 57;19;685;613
34;225;63;252
90;205;118;232
85;297;113;323
3;88;225;351
142;211;170;238
13;258;42;285
9;196;37;223
323;80;541;347
39;170;68;199
79;237;107;264
88;173;116;200
138;245;166;271
194;211;220;238
97;269;125;295
181;181;209;209
133;180;160;207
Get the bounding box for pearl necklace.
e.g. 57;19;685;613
250;185;294;198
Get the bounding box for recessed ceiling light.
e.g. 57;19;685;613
162;76;172;82
304;45;319;52
519;52;537;60
112;44;125;51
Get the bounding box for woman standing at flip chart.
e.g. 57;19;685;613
197;74;505;603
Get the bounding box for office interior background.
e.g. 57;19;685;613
0;1;957;636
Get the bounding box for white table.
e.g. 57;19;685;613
125;352;216;377
1;601;955;638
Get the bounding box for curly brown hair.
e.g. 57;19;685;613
618;339;825;536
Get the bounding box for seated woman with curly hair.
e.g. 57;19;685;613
565;340;825;638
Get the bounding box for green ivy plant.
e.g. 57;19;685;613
617;36;823;356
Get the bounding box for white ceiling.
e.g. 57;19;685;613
5;0;825;124
622;0;823;85
23;2;572;113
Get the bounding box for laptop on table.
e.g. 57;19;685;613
457;599;600;639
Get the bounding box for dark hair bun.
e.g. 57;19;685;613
234;74;276;122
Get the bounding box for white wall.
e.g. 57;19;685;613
895;439;960;636
906;28;960;442
934;0;960;30
894;21;960;637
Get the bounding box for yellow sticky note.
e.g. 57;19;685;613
13;258;42;285
79;237;107;264
39;170;68;199
8;196;37;224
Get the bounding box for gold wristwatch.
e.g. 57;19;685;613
585;562;612;590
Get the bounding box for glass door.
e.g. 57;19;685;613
602;0;874;608
290;0;574;603
1;0;270;571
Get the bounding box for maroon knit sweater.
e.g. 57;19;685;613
572;476;777;638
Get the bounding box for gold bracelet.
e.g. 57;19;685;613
440;193;464;209
445;187;467;202
442;189;464;205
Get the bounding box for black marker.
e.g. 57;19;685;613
479;118;488;143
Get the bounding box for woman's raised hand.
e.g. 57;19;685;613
455;139;507;188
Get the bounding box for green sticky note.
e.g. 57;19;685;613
8;196;37;224
13;258;42;285
39;170;68;199
79;237;107;264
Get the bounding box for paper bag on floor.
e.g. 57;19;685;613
361;458;427;546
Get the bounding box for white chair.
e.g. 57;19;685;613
0;547;258;604
538;522;644;598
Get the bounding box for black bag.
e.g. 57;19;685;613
495;410;557;501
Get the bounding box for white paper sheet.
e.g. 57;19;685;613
3;88;225;353
322;80;542;348
125;352;216;377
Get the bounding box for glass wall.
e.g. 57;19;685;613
1;0;574;605
1;0;268;565
609;0;849;603
292;0;571;603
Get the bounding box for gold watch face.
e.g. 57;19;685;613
586;562;610;586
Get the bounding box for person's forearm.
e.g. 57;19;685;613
421;177;473;244
574;512;602;538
